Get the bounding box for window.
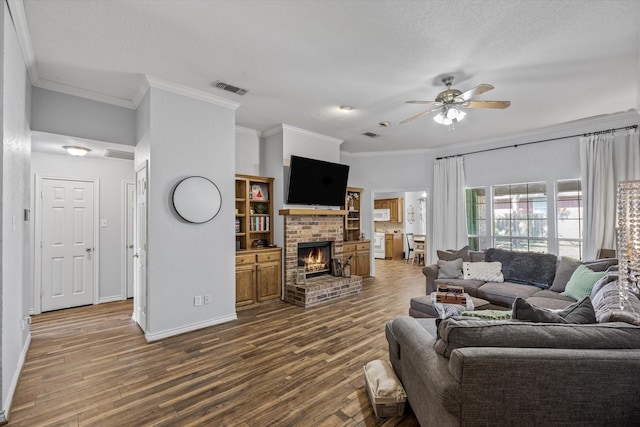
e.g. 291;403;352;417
556;179;582;259
466;187;488;251
492;182;547;252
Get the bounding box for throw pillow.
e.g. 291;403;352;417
437;258;463;279
461;309;512;320
437;246;470;262
512;297;596;324
549;256;582;293
463;261;504;282
591;281;640;326
561;265;606;300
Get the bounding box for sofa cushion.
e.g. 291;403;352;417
433;317;640;358
485;248;557;289
437;246;470;262
561;265;606;300
477;281;540;307
463;261;504;282
512;297;596;324
461;309;512;320
437;258;463;279
469;250;485;262
592;281;640;326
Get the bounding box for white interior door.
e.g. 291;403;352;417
40;178;96;312
134;163;148;331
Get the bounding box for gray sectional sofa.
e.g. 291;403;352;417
414;248;617;315
388;247;640;426
386;315;640;426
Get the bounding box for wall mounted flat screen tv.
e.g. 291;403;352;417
286;155;350;207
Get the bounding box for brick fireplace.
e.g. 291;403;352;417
281;211;362;307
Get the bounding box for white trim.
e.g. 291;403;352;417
146;76;241;110
235;125;260;137
121;180;134;300
1;332;31;422
282;124;344;145
99;295;124;304
144;314;237;342
34;176;100;313
33;78;137;109
6;0;38;84
262;124;284;138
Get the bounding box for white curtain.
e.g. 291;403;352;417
615;128;640;182
432;157;468;255
580;132;615;260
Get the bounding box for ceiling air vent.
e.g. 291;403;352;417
104;149;135;161
213;80;248;96
362;132;381;138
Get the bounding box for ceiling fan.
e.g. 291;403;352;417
400;76;511;128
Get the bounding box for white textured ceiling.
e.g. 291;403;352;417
19;0;640;154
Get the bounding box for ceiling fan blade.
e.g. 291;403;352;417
399;107;442;124
405;100;439;105
458;84;494;101
465;100;511;109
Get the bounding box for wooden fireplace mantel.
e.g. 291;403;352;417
279;209;348;216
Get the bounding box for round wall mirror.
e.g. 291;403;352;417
172;176;222;223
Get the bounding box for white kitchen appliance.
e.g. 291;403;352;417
374;232;386;259
374;209;391;221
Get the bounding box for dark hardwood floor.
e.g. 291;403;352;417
9;260;426;426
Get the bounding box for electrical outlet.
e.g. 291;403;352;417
204;294;211;305
194;295;202;306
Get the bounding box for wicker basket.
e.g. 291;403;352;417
363;360;406;417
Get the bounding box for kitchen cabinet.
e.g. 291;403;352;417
374;197;404;222
235;247;282;307
385;233;404;260
342;241;371;278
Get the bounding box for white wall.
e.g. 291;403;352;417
1;2;31;419
235;126;260;175
31;152;134;303
142;82;237;341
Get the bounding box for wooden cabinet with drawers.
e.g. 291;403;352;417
342;240;371;278
235;247;282;307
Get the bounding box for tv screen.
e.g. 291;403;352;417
286;155;350;207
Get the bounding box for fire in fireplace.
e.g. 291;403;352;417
298;241;333;277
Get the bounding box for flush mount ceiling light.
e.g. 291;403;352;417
63;146;91;157
339;105;353;112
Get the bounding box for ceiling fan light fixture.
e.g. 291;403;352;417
63;146;91;157
433;111;452;126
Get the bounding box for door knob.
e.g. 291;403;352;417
86;248;93;253
128;244;134;249
133;253;139;258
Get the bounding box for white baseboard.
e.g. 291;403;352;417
144;313;237;342
98;295;124;304
2;332;31;423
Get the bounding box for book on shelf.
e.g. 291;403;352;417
250;216;270;232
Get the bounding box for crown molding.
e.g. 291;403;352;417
7;0;38;84
145;76;240;110
281;123;343;145
235;125;260;137
262;124;284;138
33;78;137;109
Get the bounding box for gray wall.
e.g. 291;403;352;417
31;87;136;146
2;2;32;418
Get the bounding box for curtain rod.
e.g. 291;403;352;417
436;124;638;160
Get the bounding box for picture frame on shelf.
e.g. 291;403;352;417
250;183;269;201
